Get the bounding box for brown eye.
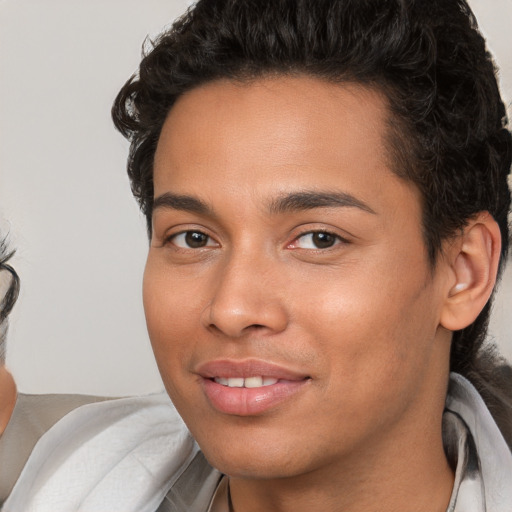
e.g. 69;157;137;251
171;231;216;248
311;232;337;248
185;231;208;248
294;231;341;249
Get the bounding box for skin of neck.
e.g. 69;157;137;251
0;365;17;435
230;433;453;512
228;331;455;512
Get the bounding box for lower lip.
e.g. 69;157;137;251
202;378;309;416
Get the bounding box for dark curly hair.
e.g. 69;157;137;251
0;239;20;364
112;0;512;443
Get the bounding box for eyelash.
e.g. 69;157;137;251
166;229;348;251
288;230;348;250
166;230;218;249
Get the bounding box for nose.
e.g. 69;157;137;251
201;252;289;338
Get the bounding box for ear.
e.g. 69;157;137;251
440;212;501;331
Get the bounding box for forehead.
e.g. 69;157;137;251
153;76;418;218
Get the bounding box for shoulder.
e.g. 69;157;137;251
0;392;112;504
8;391;112;435
2;392;198;512
444;373;512;511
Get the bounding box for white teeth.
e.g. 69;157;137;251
244;376;263;388
227;377;244;388
213;376;279;388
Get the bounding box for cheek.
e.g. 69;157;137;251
143;263;205;416
142;258;202;369
295;288;438;446
300;257;439;386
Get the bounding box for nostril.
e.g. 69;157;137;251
243;324;267;333
207;322;267;338
207;323;223;334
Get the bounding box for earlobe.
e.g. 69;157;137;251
440;212;501;331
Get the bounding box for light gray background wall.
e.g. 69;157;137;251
0;0;511;396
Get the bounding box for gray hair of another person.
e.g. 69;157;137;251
0;239;20;364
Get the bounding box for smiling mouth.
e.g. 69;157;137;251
197;359;311;415
202;375;310;416
212;376;279;388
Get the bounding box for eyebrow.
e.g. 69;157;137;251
153;193;212;215
268;191;376;215
152;190;376;217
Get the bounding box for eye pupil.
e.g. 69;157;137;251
313;232;335;248
185;231;208;248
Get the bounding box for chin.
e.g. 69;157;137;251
206;454;302;480
196;433;318;479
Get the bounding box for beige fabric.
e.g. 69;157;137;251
2;393;197;512
0;393;108;504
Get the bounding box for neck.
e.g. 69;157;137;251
229;416;454;512
0;365;17;435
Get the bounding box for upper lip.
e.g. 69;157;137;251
196;359;309;380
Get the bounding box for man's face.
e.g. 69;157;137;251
145;76;452;478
